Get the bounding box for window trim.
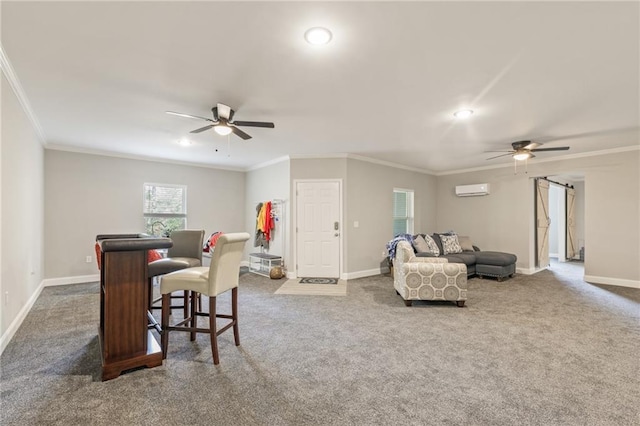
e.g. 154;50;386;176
393;187;414;236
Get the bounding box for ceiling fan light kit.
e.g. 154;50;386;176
214;125;232;136
513;151;532;161
486;140;570;162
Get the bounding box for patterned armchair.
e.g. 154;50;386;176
393;240;467;307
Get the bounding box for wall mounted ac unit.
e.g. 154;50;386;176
455;183;490;197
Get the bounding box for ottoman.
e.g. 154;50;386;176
474;251;517;281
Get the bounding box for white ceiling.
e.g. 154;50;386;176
2;1;639;173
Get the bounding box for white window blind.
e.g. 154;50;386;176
143;183;187;236
393;188;414;236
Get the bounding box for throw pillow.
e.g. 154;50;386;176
148;249;163;262
440;234;463;254
457;236;475;252
423;234;440;256
412;235;431;253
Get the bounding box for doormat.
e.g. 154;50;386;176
299;277;338;285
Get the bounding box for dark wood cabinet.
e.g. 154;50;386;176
97;234;172;381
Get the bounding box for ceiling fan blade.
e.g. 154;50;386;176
486;153;514;160
212;107;219;121
166;111;214;122
232;120;275;128
190;124;215;134
231;126;252;140
484;150;514;153
217;103;232;120
530;147;570;152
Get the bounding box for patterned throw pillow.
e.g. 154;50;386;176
424;234;440;256
440;234;463;254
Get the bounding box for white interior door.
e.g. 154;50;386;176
296;181;340;278
536;178;550;269
566;187;577;260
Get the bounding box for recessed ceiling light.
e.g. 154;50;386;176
454;109;474;119
305;27;332;45
179;138;191;146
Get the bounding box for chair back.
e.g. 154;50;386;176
167;229;205;262
207;232;250;296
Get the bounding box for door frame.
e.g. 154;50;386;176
291;179;344;280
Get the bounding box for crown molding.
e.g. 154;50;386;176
345;153;436;175
288;153;436;175
0;44;47;145
246;155;290;171
436;145;640;176
45;144;246;172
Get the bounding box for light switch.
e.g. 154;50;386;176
354;221;359;228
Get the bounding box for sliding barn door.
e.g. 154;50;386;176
566;187;577;260
535;179;550;269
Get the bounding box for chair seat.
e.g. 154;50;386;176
148;257;201;277
161;266;210;295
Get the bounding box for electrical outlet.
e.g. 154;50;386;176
85;256;92;263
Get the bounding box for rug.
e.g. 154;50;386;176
275;278;347;296
299;277;338;284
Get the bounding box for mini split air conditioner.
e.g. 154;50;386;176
455;183;490;197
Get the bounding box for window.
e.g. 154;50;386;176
393;188;414;236
143;183;187;236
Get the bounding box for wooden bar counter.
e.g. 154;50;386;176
96;234;173;381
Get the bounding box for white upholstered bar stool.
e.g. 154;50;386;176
160;232;250;364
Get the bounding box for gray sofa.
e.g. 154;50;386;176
409;233;517;281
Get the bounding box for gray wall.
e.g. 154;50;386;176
345;158;436;274
44;150;246;278
245;159;290;267
1;73;45;339
436;149;640;283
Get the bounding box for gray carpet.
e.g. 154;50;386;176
1;263;639;425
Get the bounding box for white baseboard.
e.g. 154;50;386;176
343;267;389;280
0;280;46;356
584;275;640;289
516;267;537;275
42;274;100;287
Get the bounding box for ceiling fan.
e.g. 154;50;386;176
166;103;275;140
486;140;570;161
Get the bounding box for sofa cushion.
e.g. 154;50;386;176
440;234;463;254
415;252;437;257
457;235;475;252
475;251;517;266
411;235;430;253
431;233;444;255
413;234;440;256
443;252;477;267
